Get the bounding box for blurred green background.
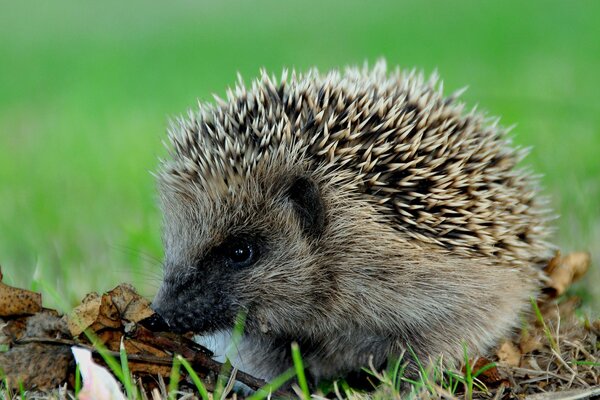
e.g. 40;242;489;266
0;0;598;311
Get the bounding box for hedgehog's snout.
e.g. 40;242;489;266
153;263;240;335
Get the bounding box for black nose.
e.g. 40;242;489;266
139;311;172;332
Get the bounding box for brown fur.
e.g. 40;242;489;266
152;61;554;382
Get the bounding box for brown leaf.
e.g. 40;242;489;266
497;340;521;367
472;357;503;385
96;329;124;351
90;293;122;332
0;342;72;390
0;317;28;344
544;252;562;275
67;292;123;337
107;283;154;323
67;284;154;337
519;331;543;354
0;268;42;317
545;252;591;297
127;361;172;378
122;338;170;358
66;292;101;336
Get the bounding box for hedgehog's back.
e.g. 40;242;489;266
162;61;554;267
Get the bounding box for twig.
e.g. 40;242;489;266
550;348;589;388
524;386;600;400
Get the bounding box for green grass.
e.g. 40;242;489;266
178;356;210;400
531;296;559;352
291;343;311;400
0;0;598;309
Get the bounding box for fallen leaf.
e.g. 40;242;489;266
519;331;543;354
0;267;42;317
544;252;562;275
0;343;71;390
471;357;503;385
123;338;169;357
96;329;125;351
127;361;173;377
90;293;122;332
107;284;154;323
497;341;521;367
67;284;155;338
0;317;27;343
67;293;102;336
545;252;591;297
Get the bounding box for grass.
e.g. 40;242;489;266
291;343;311;400
531;296;559;352
0;1;598;307
178;356;210;400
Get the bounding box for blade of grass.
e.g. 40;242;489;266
177;356;210;400
571;360;600;367
390;354;406;392
1;377;9;400
407;345;434;393
246;368;295;400
214;310;248;399
291;342;311;400
119;338;134;399
230;311;247;351
444;370;464;395
472;361;496;379
74;362;82;397
213;358;232;400
83;329;126;385
530;296;559;352
168;355;181;400
463;343;473;400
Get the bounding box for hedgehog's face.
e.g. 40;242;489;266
152;168;338;335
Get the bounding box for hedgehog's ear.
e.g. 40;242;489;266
287;176;325;239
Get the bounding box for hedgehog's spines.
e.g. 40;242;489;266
159;61;554;265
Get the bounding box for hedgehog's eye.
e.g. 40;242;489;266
220;240;259;268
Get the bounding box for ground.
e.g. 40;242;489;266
0;1;598;310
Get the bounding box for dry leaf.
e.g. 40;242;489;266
66;292;102;336
0;268;42;317
107;284;154;323
544;253;562;275
0;343;71;390
0;317;27;343
127;361;173;377
90;293;122;331
96;329;125;351
123;338;169;357
497;340;521;367
471;357;503;385
519;331;543;354
545;252;591;297
67;284;154;337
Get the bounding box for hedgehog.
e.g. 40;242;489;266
152;60;554;383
